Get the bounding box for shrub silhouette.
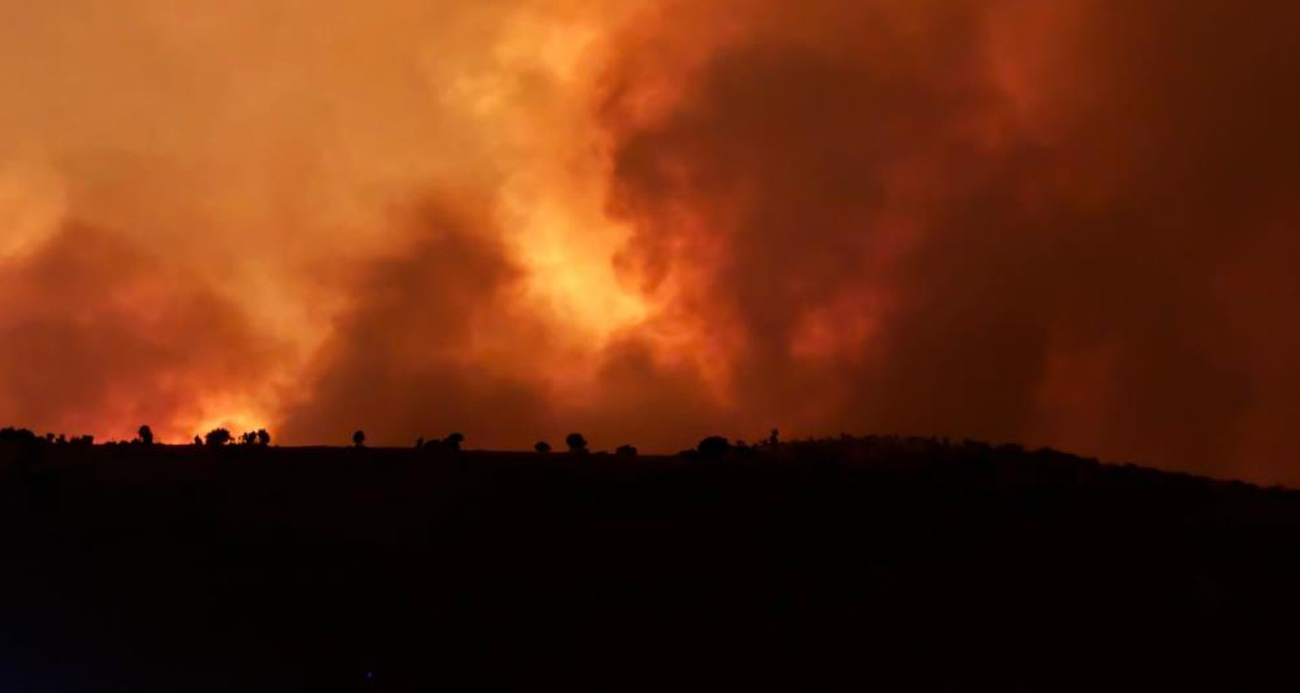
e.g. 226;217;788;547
353;430;366;448
535;441;552;454
415;437;425;449
565;433;589;454
0;427;40;446
204;429;232;447
444;433;465;452
137;426;154;446
697;436;732;459
256;429;271;446
193;435;203;446
616;444;639;457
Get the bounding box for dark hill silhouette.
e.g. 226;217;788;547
0;433;1297;690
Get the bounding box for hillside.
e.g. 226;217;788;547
1;436;1298;691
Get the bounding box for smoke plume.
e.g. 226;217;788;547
2;0;1298;483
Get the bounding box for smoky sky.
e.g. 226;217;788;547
1;0;1298;483
0;224;284;437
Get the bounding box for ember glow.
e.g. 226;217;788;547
1;0;1298;484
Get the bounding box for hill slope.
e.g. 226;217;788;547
1;437;1298;691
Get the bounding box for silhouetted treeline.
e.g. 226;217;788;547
3;422;1293;500
1;426;1298;690
2;427;91;447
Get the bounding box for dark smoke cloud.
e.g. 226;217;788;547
597;0;1300;482
276;198;736;452
576;334;734;451
277;203;554;448
0;224;283;441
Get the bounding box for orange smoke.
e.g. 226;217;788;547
2;0;1299;485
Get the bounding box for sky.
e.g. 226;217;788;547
1;0;1297;484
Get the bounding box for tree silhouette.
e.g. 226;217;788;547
240;431;258;446
353;430;366;448
616;444;638;457
0;427;39;445
193;435;203;446
535;441;552;454
256;429;271;446
697;436;732;459
565;433;589;454
205;429;232;447
137;425;154;446
444;433;465;452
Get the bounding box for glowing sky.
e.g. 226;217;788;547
1;0;1298;484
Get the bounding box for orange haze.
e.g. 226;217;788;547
1;0;1298;484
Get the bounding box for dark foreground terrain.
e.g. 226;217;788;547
2;437;1299;691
